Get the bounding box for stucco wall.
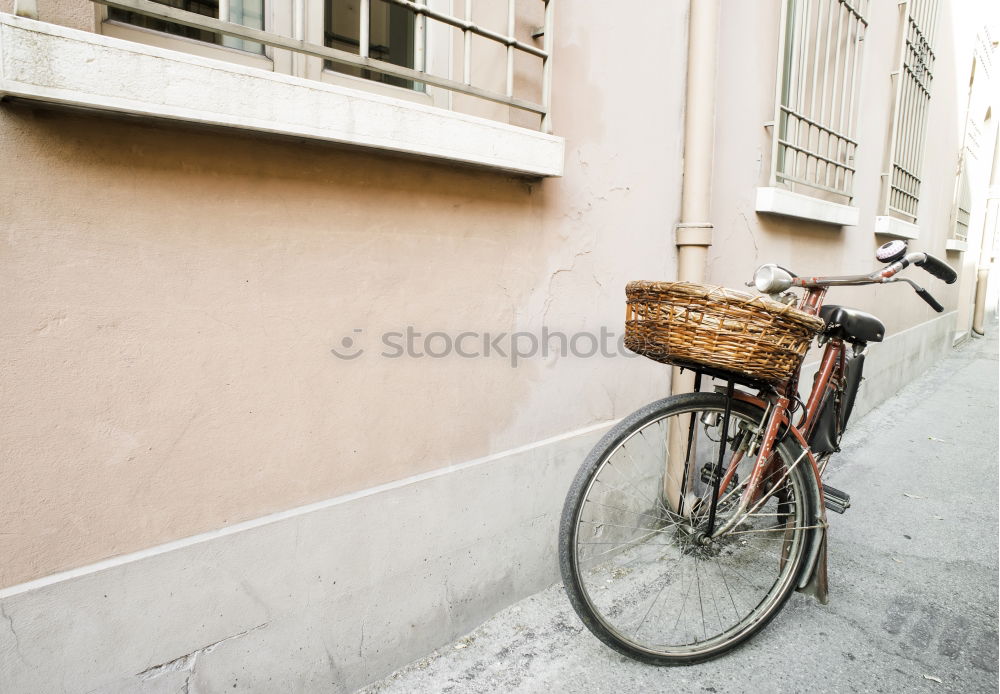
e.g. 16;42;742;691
1;1;988;689
0;1;687;588
1;0;981;613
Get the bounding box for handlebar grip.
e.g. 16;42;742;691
916;288;944;313
914;253;957;284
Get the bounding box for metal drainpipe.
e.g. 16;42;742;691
672;0;720;397
972;126;1000;336
665;0;720;515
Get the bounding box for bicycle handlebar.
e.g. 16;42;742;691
788;251;956;289
770;250;954;313
913;253;958;284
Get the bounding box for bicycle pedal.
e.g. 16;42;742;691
822;484;851;514
700;463;738;493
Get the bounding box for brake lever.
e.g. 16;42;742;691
886;277;944;313
915;288;944;312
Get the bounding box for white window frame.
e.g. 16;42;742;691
303;0;449;108
98;0;279;70
951;162;972;245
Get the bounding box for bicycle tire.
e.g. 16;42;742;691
558;392;817;664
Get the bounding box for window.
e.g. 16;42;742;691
47;0;560;173
881;0;939;224
98;0;553;131
324;0;417;90
102;0;273;66
768;0;869;204
948;35;994;251
108;0;420;90
1;9;564;177
952;164;972;243
107;0;265;53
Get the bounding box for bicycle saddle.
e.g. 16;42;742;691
819;305;885;343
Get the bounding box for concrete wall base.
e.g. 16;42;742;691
852;311;957;419
0;423;608;693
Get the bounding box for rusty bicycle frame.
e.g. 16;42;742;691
690;251;955;593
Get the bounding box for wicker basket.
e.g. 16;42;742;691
625;281;826;384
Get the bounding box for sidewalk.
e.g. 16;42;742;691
361;326;1000;694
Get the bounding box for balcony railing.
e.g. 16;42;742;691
93;0;556;132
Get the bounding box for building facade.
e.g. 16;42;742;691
1;0;997;691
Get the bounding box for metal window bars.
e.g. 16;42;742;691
882;0;939;222
974;27;994;80
770;0;869;202
94;0;556;132
953;163;971;242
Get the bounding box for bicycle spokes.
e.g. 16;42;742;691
562;395;815;660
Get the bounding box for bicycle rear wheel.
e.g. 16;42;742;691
559;391;816;664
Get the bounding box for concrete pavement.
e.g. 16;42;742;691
361;325;999;694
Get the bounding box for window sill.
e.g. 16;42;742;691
755;187;859;226
874;216;920;239
0;13;565;177
944;239;968;252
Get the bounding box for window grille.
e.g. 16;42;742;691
882;0;939;222
953;164;972;242
325;0;417;90
770;0;869;202
97;0;556;132
973;26;994;81
109;0;265;53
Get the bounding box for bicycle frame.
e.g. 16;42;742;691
698;248;953;549
707;284;843;539
558;244;958;658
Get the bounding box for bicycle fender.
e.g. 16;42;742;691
728;390;830;604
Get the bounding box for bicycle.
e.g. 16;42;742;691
558;239;958;664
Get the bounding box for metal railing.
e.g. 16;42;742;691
770;0;869;202
882;0;939;222
95;0;556;132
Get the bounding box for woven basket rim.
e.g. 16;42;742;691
626;280;825;332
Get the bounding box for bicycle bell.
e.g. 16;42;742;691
875;239;907;263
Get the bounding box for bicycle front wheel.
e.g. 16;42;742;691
559;391;816;664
